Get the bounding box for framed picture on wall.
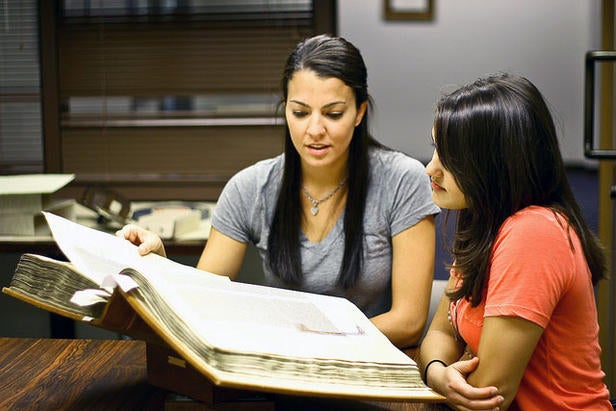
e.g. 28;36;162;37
384;0;434;21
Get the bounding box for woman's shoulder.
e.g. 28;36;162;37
498;206;572;246
368;146;426;176
365;146;438;221
506;206;564;228
214;154;283;227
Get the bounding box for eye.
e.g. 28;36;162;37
326;112;343;119
292;110;308;118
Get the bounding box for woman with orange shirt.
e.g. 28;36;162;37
420;73;612;410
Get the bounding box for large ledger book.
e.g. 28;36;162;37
3;212;442;403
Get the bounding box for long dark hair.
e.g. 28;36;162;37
267;34;381;288
434;73;606;305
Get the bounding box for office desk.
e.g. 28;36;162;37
0;338;448;411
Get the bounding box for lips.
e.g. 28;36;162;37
306;144;330;156
431;181;444;191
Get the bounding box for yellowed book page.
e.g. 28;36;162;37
42;211;228;287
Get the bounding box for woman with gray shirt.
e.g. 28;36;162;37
119;34;439;348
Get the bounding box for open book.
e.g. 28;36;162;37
3;212;442;403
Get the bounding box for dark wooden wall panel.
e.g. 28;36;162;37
58;26;312;96
61;126;284;175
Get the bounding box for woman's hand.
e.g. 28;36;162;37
116;224;167;257
429;357;504;411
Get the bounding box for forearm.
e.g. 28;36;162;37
370;310;426;348
196;228;247;280
418;294;465;378
419;328;464;382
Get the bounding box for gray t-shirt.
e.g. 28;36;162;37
211;147;440;317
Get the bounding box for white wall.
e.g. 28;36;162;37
338;0;601;165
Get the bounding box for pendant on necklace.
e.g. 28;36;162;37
301;177;347;218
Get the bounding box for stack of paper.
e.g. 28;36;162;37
0;174;75;236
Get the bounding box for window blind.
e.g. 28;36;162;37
0;0;43;174
41;0;335;200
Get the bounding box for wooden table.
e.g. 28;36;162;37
0;338;448;411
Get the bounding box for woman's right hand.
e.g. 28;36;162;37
116;224;167;258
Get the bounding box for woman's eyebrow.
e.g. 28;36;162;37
288;100;347;109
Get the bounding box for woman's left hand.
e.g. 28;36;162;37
430;357;504;411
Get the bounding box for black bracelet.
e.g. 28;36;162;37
423;359;447;385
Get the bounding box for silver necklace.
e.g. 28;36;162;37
301;177;348;216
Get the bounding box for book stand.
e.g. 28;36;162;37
146;343;275;411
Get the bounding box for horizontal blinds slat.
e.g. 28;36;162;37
59;26;312;96
62;0;312;18
62;117;283;127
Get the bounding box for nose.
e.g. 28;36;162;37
425;150;441;179
307;114;325;137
